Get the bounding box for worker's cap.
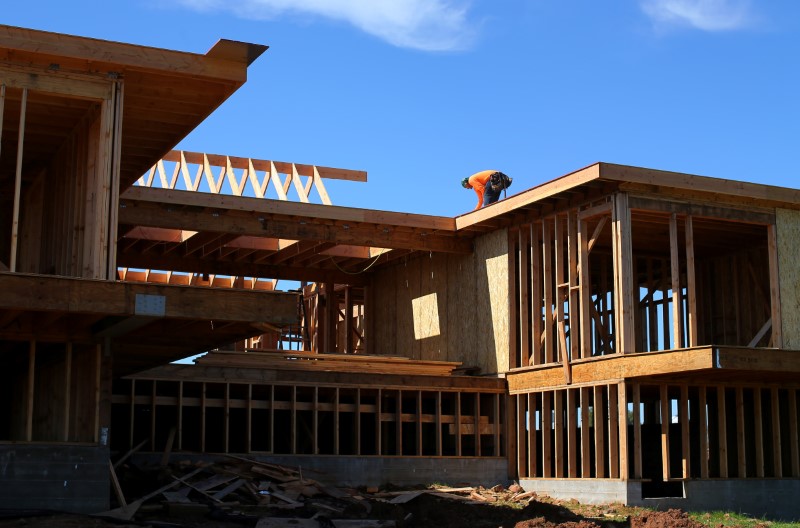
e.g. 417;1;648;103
461;177;470;188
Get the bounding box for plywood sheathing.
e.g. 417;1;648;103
370;229;508;376
776;208;800;349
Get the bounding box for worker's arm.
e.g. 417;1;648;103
473;188;484;210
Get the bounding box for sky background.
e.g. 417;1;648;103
5;1;800;218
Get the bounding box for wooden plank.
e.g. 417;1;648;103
530;223;542;365
680;385;690;479
685;216;698;346
608;384;620;478
26;340;34;442
567;389;578;478
594;385;606;478
669;214;683;349
542;391;552;478
528;393;538;478
632;383;642;480
567;210;580;364
509;228;519;370
612;193;635;354
602;163;800;208
754;388;764;477
554;390;564;477
518;227;530;368
660;384;670;481
542;220;554;364
9;87;26;272
455;391;461;456
618;382;628;480
767;225;783;348
771;387;782;477
699;386;709;478
718;386;728;478
790;389;799;477
736;387;746;477
578;218;592;359
580;387;591;478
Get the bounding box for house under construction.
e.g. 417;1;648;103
0;25;798;520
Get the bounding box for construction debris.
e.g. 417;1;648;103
100;456;546;527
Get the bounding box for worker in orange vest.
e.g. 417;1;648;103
461;170;512;210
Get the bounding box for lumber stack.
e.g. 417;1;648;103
194;350;462;376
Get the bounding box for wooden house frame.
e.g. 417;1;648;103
0;25;798;518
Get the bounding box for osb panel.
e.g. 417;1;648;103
777;208;800;349
371;266;397;355
474;229;510;373
447;252;477;366
369;228;509;374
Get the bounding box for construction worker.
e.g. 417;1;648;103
461;170;512;210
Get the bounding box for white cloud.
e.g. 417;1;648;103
640;0;753;31
177;0;476;51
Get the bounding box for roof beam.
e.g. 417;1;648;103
118;196;472;254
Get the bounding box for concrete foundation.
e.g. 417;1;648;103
134;454;510;489
520;478;800;522
0;444;110;514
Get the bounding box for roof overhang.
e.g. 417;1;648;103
0;24;268;190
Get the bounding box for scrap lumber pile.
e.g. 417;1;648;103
102;456;538;527
194;349;463;376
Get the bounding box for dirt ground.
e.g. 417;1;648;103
0;459;725;528
0;495;709;528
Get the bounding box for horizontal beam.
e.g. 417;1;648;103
506;347;800;392
116;251;370;287
0;24;264;82
0;271;298;324
122;187;456;231
119;193;472;254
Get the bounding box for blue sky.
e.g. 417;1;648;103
6;1;800;217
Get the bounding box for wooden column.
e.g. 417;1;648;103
735;387;746;477
754;388;765;477
612;194;635;354
344;286;353;353
519;226;531;367
718;387;728;478
567;388;578;478
669;214;683;349
528;393;538;478
594;385;606;478
680;384;691;479
26;340;35;441
685;216;698;346
789;389;799;477
512;395;523;478
10;88;27;272
608;384;620;478
436;391;443;457
633;383;642;479
659;383;671;481
508;227;519;369
531;224;542;365
456;392;462;456
567;210;580;364
543;220;554;363
580;387;591;478
554;390;564;477
767;225;783;348
771;387;782;477
699;386;709;478
324;282;337;353
618;382;629;480
542;391;552;477
578;217;592;359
